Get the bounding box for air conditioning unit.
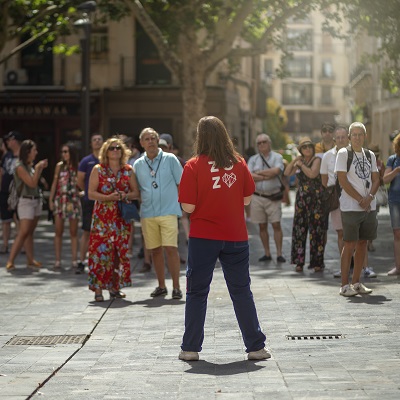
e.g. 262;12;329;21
4;69;28;85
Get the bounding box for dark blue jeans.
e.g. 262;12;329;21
181;238;266;353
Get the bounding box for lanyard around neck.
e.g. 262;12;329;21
145;154;162;178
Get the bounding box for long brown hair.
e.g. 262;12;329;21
393;133;400;156
193;116;240;168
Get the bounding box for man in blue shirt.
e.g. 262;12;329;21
134;128;183;299
76;133;103;274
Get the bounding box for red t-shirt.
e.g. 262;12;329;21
178;154;255;241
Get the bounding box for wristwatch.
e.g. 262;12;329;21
369;193;375;199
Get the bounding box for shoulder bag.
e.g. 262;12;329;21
259;154;285;201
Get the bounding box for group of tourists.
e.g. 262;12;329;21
1;117;399;362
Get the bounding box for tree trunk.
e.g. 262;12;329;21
179;35;207;159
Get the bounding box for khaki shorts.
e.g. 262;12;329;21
18;198;42;220
341;210;377;242
330;208;342;231
250;194;282;224
141;215;178;249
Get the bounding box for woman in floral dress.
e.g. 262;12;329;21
88;137;139;302
284;137;325;272
49;143;81;269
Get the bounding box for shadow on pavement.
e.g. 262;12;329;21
184;360;266;375
347;294;392;305
131;298;185;307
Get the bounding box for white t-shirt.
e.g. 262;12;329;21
320;147;338;187
334;147;378;212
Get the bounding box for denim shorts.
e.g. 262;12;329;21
389;202;400;229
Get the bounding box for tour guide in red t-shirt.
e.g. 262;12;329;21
177;116;270;362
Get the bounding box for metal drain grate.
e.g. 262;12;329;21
286;334;344;340
7;334;88;346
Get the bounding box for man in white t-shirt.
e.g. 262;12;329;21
334;122;379;297
321;126;349;277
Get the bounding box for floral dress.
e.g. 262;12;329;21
53;164;81;219
88;163;132;292
291;158;325;269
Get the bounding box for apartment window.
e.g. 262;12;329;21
286;57;312;78
91;27;108;60
287;16;311;24
264;59;273;78
321;33;333;52
282;83;313;105
321;86;332;105
287;29;313;51
321;60;333;78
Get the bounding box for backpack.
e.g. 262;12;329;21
7;178;22;211
346;146;372;172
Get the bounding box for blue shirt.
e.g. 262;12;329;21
78;153;99;201
387;154;400;203
134;149;183;218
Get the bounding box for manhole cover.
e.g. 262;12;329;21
7;334;88;346
286;334;344;340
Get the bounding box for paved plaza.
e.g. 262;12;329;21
0;196;399;399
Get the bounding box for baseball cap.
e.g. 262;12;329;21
4;131;23;141
158;138;168;148
159;133;173;146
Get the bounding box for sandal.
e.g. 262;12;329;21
27;260;42;269
110;290;126;299
313;266;324;272
295;265;304;273
54;261;61;269
6;262;15;272
95;293;104;302
72;261;78;268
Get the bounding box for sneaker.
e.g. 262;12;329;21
333;270;341;278
277;255;286;263
179;351;199;361
364;266;377;278
353;282;372;294
339;284;358;297
75;262;85;275
387;267;400;276
172;288;183;300
248;348;271;360
150;286;168;297
258;255;272;262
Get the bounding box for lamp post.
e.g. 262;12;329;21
74;1;96;155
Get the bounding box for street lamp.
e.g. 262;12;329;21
74;1;96;155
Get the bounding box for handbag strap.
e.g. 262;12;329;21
259;154;284;187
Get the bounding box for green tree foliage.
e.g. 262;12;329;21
323;0;400;93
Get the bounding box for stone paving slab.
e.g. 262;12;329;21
0;197;399;399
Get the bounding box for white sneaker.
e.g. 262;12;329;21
333;270;341;278
248;347;271;360
353;282;372;294
387;267;400;276
339;284;358;297
364;267;377;278
179;351;199;361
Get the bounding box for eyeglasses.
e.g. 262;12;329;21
322;127;334;133
108;145;121;151
350;133;365;138
301;144;313;149
61;150;69;153
257;140;268;145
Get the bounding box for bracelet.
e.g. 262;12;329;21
369;193;375;199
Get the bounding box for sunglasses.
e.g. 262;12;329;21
301;144;313;149
257;140;268;145
322;127;334;133
108;145;121;151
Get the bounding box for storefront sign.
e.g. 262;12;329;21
0;105;71;116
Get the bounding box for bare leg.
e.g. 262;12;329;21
164;245;181;289
341;240;357;287
69;219;79;264
259;223;271;257
271;221;283;257
2;221;11;250
54;215;64;263
352;240;367;284
151;246;166;288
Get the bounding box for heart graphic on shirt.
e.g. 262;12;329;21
222;172;237;188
